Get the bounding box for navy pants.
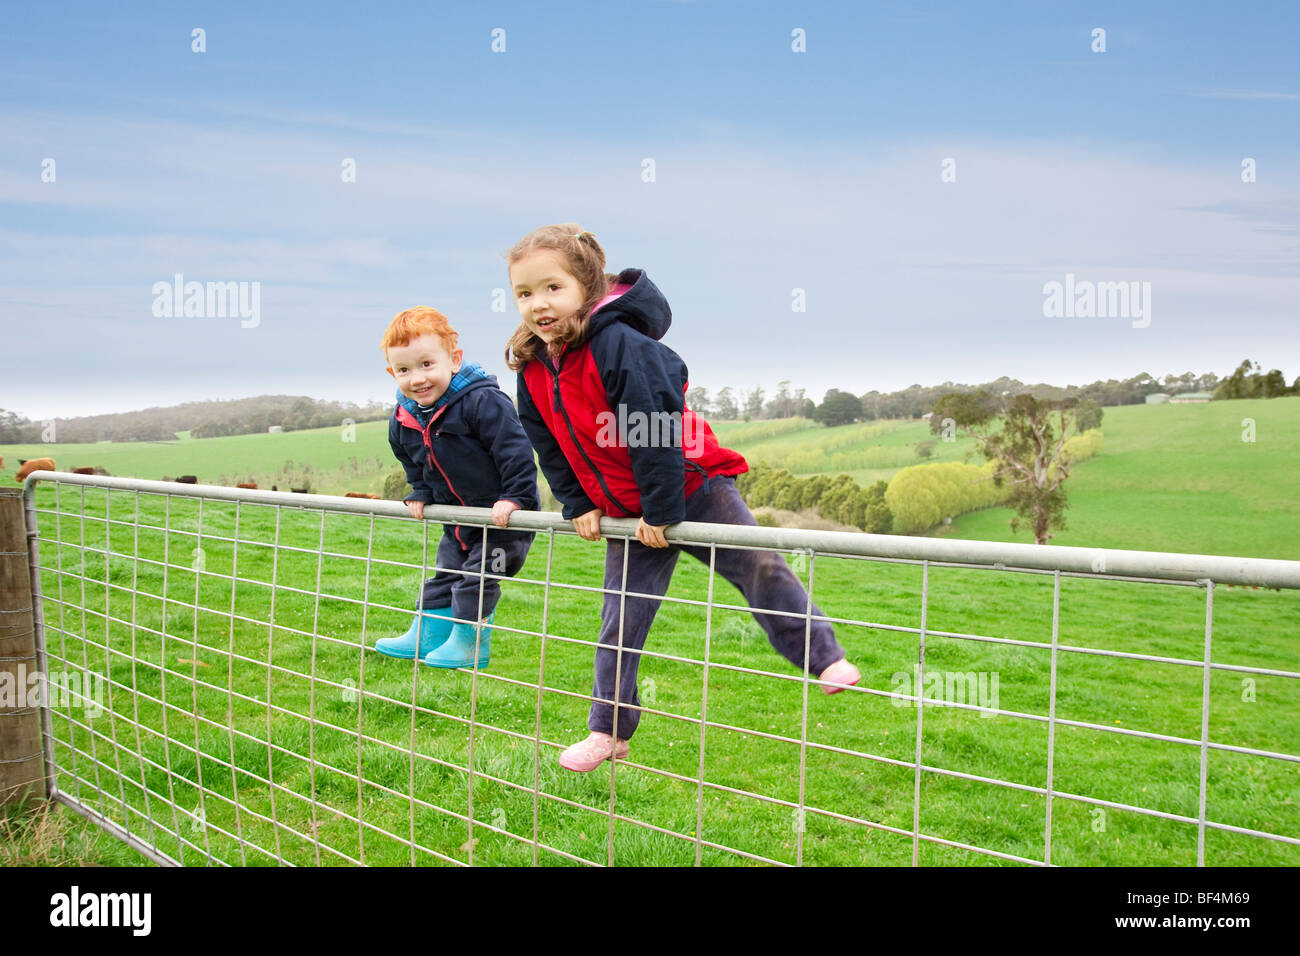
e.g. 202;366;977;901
588;476;846;739
419;524;534;621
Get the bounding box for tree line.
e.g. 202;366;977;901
0;396;390;444
686;361;1297;427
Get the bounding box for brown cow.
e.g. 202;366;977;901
176;475;197;484
237;482;258;489
291;488;308;493
345;492;381;499
15;458;57;482
73;467;95;475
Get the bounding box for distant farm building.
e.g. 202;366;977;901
1145;393;1170;404
267;425;283;433
1170;392;1213;404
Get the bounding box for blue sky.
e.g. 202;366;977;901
2;0;1297;419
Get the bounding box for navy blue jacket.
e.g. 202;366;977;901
388;373;539;548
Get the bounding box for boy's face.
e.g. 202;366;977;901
386;333;463;405
509;250;586;343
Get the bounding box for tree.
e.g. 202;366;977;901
930;391;1085;545
743;386;766;422
686;387;712;418
799;474;831;511
764;380;804;419
863;481;893;534
764;382;786;419
0;409;30;443
715;387;739;421
814;389;861;427
1261;368;1289;397
1214;360;1261;400
1075;397;1103;432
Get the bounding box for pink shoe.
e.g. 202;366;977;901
558;732;630;772
820;658;861;695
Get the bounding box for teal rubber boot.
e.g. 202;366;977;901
423;610;494;669
374;607;455;659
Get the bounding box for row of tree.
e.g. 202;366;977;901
1213;360;1299;400
885;461;1011;534
734;464;893;534
683;383;816;423
686;362;1296;427
0;396;390;444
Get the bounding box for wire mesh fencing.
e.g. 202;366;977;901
17;472;1300;866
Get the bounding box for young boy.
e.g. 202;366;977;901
378;306;538;669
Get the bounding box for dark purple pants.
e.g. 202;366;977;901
419;525;534;621
588;476;845;740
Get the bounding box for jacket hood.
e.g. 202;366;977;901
393;362;497;420
584;268;672;342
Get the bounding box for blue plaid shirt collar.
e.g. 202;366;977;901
395;361;491;423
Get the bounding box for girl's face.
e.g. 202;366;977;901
509;250;587;344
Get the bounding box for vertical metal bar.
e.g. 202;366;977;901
531;528;555;867
307;509;326;866
1197;579;1214;866
694;544;717;867
407;518;430;867
466;523;489;866
76;485;105;817
265;505;285;864
52;483;80;805
102;489;130;835
190;497;213;864
226;500;248;866
795;550;815;867
127;490;159;852
1044;570;1061;864
911;560;929;867
356;512;376;866
606;531;632;867
158;494;185;861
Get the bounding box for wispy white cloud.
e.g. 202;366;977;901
2;106;1298;418
1194;88;1300;101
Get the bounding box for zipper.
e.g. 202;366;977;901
547;350;636;515
422;405;468;549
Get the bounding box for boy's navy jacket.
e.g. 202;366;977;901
516;268;747;527
388;369;539;549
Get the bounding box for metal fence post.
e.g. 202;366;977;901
0;488;47;805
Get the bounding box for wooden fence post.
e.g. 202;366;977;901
0;487;47;805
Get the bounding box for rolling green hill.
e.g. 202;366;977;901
5;395;1298;558
1;422;395;497
714;398;1300;561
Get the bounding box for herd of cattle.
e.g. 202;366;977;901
4;457;381;498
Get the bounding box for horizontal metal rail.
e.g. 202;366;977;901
24;471;1300;589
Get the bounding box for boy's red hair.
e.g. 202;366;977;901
381;306;459;357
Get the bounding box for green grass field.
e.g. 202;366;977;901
3;396;1298;866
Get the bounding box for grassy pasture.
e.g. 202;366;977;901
18;483;1300;867
4;395;1298;865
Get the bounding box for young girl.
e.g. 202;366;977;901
506;223;861;772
